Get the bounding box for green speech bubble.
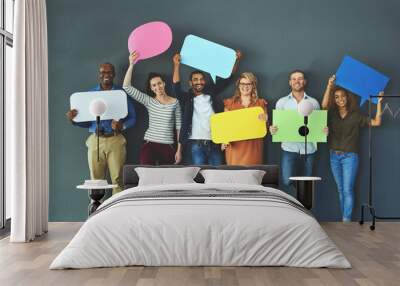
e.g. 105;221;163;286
272;110;327;143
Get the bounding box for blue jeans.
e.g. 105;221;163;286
281;150;315;194
191;140;222;166
330;150;359;222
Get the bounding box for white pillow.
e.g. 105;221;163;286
135;167;201;186
200;169;266;185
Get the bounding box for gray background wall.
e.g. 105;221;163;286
47;0;400;222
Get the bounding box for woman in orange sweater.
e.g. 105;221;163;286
222;72;267;165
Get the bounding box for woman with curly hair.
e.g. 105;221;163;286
322;75;384;222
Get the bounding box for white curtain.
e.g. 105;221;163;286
9;0;49;242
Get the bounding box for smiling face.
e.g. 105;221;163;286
238;78;254;96
149;76;166;97
189;73;206;94
334;89;348;109
99;63;115;90
289;71;306;92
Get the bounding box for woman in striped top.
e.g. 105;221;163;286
123;51;182;165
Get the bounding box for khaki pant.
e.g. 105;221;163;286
86;133;126;195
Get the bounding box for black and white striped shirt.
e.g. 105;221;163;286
123;85;181;144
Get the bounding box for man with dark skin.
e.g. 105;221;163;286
68;64;121;127
66;63;136;194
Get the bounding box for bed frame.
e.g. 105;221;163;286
122;165;280;189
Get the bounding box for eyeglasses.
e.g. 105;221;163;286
239;82;253;86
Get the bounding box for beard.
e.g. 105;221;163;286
193;84;204;92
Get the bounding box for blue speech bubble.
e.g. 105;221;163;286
180;35;236;83
335;56;390;106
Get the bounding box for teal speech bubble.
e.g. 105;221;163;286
180;35;236;83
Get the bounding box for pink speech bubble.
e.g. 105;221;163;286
128;21;172;64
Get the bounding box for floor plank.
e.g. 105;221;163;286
0;222;399;286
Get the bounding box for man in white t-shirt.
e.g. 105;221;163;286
172;52;241;165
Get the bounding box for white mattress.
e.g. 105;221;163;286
50;183;351;269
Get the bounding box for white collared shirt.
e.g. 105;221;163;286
189;94;214;140
276;92;320;154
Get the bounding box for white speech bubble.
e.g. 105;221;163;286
70;90;127;122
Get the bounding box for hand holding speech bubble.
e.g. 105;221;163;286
70;90;128;122
335;56;390;106
180;35;236;83
272;110;327;143
211;107;267;144
128;21;172;64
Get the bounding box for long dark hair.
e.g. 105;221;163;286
328;87;358;113
146;72;166;97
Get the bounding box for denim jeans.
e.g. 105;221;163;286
191;140;222;166
329;150;359;222
281;150;315;194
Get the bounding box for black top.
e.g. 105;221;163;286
172;77;232;144
328;108;369;153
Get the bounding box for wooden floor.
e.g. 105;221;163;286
0;222;399;286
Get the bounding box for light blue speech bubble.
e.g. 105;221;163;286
180;35;236;83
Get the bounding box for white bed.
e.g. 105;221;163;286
50;183;351;269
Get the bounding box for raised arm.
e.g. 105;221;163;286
171;53;186;102
123;51;138;87
172;53;181;84
231;50;242;75
122;51;150;106
322;75;335;110
370;92;384;126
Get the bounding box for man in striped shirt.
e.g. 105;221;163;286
172;51;242;165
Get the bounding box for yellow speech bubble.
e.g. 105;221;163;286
210;107;267;144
